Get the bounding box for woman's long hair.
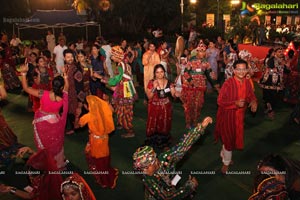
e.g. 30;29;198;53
52;76;64;98
92;44;101;61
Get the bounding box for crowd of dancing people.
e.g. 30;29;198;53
0;28;300;200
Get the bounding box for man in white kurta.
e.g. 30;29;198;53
53;38;67;74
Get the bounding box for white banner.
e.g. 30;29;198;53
223;14;231;33
276;16;282;25
295;16;300;24
223;14;230;22
206;13;215;27
265;15;271;24
286;16;292;25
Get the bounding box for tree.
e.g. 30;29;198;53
109;0;180;34
0;0;29;33
206;0;232;21
0;0;29;17
72;0;185;37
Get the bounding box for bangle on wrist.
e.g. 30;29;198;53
21;72;27;76
10;187;17;195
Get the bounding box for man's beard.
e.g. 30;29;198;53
65;60;74;65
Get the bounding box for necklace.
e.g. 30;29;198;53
157;79;165;90
157;79;167;97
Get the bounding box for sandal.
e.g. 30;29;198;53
121;132;135;138
267;111;275;120
66;130;75;135
221;164;229;175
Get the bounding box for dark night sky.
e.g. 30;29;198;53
29;0;70;11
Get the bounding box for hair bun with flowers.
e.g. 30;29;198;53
196;44;207;52
238;49;252;60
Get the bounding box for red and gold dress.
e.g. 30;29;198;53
33;90;68;169
26;149;63;200
146;80;173;148
180;57;213;128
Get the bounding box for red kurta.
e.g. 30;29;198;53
214;77;256;151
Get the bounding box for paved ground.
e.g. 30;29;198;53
1;84;300;200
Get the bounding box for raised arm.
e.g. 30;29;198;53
0;72;7;100
142;52;153;66
170;83;176;97
145;80;157;100
20;64;40;98
52;52;56;64
166;117;213;165
61;66;69;92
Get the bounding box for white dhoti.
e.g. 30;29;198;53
160;61;168;78
220;145;232;166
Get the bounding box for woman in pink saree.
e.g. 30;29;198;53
20;64;69;169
